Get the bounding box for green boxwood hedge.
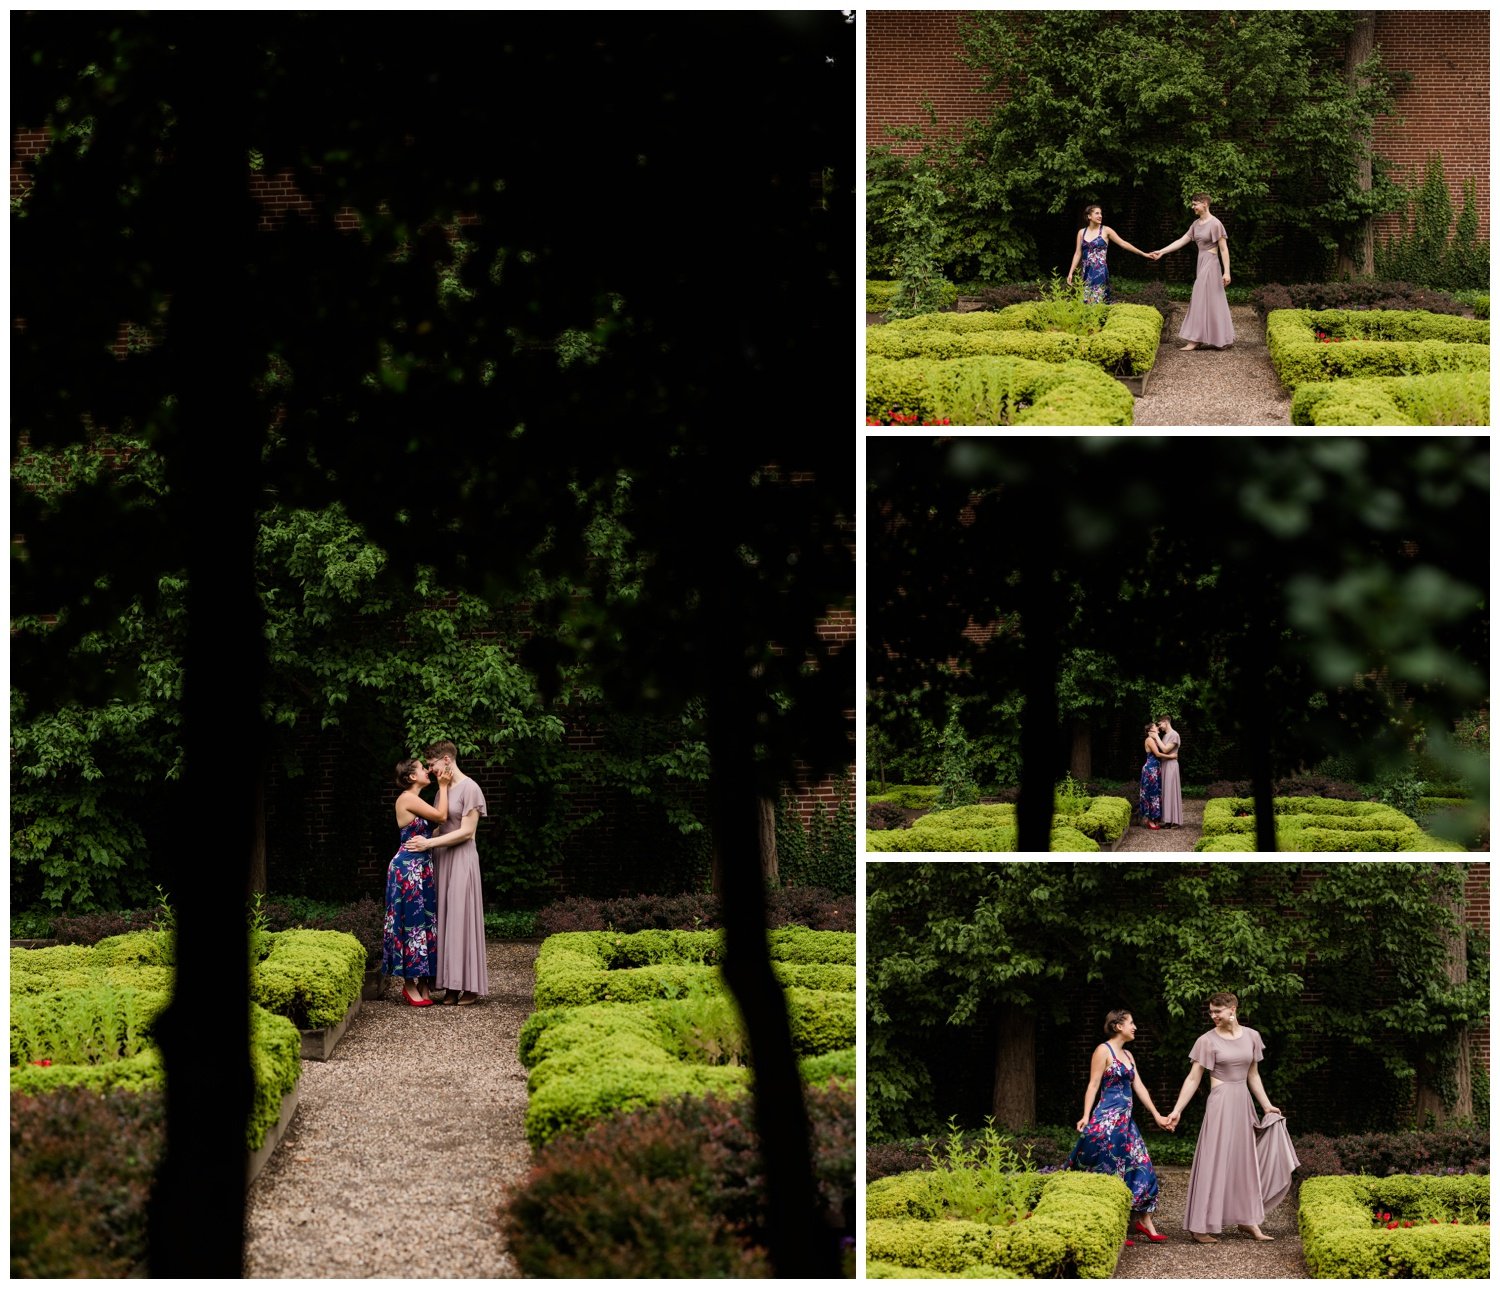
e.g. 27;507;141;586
521;930;855;1147
866;1170;1130;1278
866;784;942;810
867;823;1099;853
866;354;1133;426
870;796;1126;852
532;928;854;1009
1266;309;1489;390
867;279;959;314
250;928;367;1030
1290;370;1488;425
9;939;302;1150
1299;1174;1489;1278
1195;798;1466;852
871;303;1163;378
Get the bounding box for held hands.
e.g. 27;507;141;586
1147;250;1162;261
1155;1111;1179;1131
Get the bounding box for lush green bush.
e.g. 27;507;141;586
1196;797;1468;851
868;784;942;810
1453;290;1488;319
867;354;1134;427
868;823;1099;853
1374;155;1489;291
866;1170;1129;1278
868;278;958;315
872;303;1162;378
774;783;856;895
1291;370;1488;426
10;1085;164;1277
250;928;366;1030
1266;308;1489;390
1299;1174;1489;1278
504;1082;853;1277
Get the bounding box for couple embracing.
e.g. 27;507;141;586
383;740;489;1007
1068;993;1299;1246
1139;715;1181;830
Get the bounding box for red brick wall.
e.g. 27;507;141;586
867;10;1488;242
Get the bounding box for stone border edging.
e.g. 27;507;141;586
299;992;360;1062
247;1077;300;1185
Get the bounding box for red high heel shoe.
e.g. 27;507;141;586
1147;822;1162;830
402;985;433;1007
1133;1222;1167;1242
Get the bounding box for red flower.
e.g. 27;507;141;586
1402;1220;1413;1228
1387;1221;1398;1230
30;1059;52;1067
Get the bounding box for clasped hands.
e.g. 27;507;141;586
1154;1111;1180;1130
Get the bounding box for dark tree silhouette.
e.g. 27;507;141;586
13;13;851;1276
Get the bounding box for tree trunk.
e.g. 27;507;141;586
1016;529;1059;851
992;1004;1037;1130
708;676;836;1277
1413;870;1473;1123
1069;720;1092;782
250;769;268;896
758;793;779;886
1338;14;1378;278
146;28;260;1275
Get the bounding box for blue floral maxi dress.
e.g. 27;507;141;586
1139;750;1163;823
382;818;438;979
1081;232;1112;304
1067;1044;1160;1213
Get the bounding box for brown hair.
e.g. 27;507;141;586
425;740;458;763
1207;991;1238;1009
1143;722;1158;737
1082;202;1102;225
1192;193;1212;205
394;758;422;790
1103;1008;1132;1038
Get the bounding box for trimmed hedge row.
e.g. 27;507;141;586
9;937;303;1151
867;824;1099;853
1290;370;1488;425
867;354;1133;426
521;930;856;1148
867;784;942;810
866;1170;1130;1278
518;991;854;1148
251;928;367;1030
1266;308;1489;390
532;928;854;1008
872;303;1163;377
1195;798;1467;852
867;796;1129;853
1299;1174;1489;1278
867;278;959;314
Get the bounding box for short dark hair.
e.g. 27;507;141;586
425;740;458;763
1103;1008;1131;1038
394;758;422;790
1192;192;1212;204
1208;991;1238;1009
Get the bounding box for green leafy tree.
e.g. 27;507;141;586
934;705;982;809
869;10;1406;284
1376;157;1490;290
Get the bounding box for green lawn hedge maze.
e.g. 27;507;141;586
1289;370;1488;425
1299;1175;1489;1278
866;1170;1130;1278
1195;798;1467;852
1267;309;1489;390
866;797;1131;853
520;929;855;1148
867;353;1133;426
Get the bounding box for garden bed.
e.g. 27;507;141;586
1299;1174;1489;1278
1290;370;1488;425
1265;308;1489;390
867;353;1133;426
1195;798;1467;852
519;929;855;1148
866;1169;1130;1278
866;797;1131;853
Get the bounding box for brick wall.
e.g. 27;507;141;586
867;10;1489;254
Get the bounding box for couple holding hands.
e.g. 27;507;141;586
1067;195;1235;350
1067;993;1299;1246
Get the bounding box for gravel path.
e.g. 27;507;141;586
245;941;539;1279
1117;800;1205;852
1114;1164;1307;1278
1132;304;1292;426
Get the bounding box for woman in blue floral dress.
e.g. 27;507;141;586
1067;204;1154;304
383;757;449;1006
1068;1009;1171;1243
1137;721;1176;830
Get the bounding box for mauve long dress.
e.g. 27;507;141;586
434;776;489;996
1160;729;1183;825
1178;216;1234;347
1182;1027;1287;1234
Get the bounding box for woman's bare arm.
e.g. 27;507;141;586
1066;228;1085;283
1106;227;1149;257
1246;1062;1280;1115
405;807;479;851
398;781;448;825
1077;1044;1110;1130
1166;1062;1206;1123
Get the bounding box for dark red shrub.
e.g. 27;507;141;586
534;889;853;935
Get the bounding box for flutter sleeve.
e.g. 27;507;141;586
1249;1027;1265;1063
1214;217;1228;243
1189;1031;1216;1072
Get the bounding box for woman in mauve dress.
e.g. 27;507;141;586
403;739;488;1005
1149;195;1234;350
1156;717;1182;828
1164;991;1299;1242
